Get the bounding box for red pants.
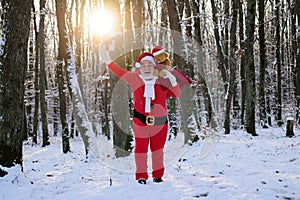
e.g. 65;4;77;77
133;119;168;180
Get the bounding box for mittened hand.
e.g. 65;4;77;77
100;43;112;64
162;69;177;87
159;70;168;78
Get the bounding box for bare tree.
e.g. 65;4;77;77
258;0;268;128
102;0;133;157
210;0;228;88
244;0;257;136
73;0;86;138
239;0;246;126
275;0;283;126
0;0;32;176
295;0;300;124
32;0;39;144
165;0;197;143
224;0;238;134
39;0;50;147
190;0;217;129
55;0;70;153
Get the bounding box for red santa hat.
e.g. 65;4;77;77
152;46;166;56
135;52;156;68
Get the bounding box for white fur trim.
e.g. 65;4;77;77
135;62;141;68
153;49;165;56
140;56;155;65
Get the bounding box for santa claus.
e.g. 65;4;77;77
100;44;180;184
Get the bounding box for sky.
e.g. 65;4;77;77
0;127;299;200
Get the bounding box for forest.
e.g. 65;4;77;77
0;0;300;176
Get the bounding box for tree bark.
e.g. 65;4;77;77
245;0;257;136
258;0;268;128
32;1;39;144
113;0;133;157
0;0;31;173
275;0;283;126
55;0;70;153
190;0;217;129
73;0;86;137
239;0;246;126
39;0;50;147
25;8;35;138
224;0;238;134
132;0;143;60
101;0;133;157
165;0;196;143
210;0;228;88
295;0;300;124
286;117;294;137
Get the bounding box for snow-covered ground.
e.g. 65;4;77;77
1;127;300;200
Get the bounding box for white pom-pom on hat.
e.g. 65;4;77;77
135;62;141;68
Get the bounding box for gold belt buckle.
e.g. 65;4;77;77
146;116;155;125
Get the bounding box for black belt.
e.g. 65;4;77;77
133;110;168;126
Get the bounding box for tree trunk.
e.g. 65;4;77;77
210;0;228;88
25;8;35;138
163;0;180;138
190;0;217;128
0;0;31;174
239;0;246;126
113;0;134;157
57;0;99;156
295;0;300;124
102;0;132;157
245;0;257;136
132;0;143;60
275;0;283;127
100;80;110;139
166;0;196;143
224;0;238;134
55;0;70;153
73;0;86;137
184;0;192;38
286;117;294;137
224;0;229;69
39;0;50;147
32;5;39;144
258;0;268;128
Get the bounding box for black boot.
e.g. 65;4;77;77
138;179;147;184
153;178;163;183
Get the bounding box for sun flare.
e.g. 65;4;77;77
88;10;115;38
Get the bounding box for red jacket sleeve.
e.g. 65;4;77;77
167;84;180;98
107;61;135;84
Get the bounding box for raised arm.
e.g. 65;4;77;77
100;43;134;83
107;61;129;78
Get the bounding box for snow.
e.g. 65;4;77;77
1;128;300;200
0;37;5;56
286;117;295;121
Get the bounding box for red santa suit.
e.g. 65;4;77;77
107;57;180;181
